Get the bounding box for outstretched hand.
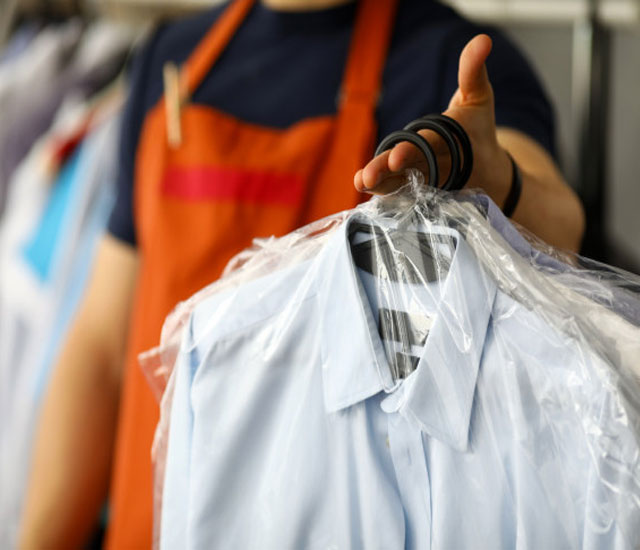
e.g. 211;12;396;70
354;34;511;199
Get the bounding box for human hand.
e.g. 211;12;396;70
354;34;512;200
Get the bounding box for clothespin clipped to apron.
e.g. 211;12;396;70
163;61;185;147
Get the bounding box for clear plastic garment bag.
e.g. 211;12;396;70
141;114;640;549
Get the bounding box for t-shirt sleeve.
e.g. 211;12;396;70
106;30;163;247
436;22;557;158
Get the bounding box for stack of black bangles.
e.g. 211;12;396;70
374;114;522;218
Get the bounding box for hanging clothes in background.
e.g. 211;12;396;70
0;20;136;548
0;20;132;216
0;22;40;65
0;21;82;214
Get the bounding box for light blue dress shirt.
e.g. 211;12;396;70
161;214;640;549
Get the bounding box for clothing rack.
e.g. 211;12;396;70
4;0;638;35
1;0;87;46
571;3;610;260
442;0;640;27
1;0;20;46
3;0;89;21
86;0;640;26
0;0;141;45
100;0;220;21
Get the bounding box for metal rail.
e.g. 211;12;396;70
442;0;640;27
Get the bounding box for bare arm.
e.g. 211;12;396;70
494;127;584;252
355;35;585;253
18;235;138;549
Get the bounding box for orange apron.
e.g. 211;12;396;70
106;0;399;547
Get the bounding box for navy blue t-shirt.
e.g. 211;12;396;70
108;0;556;246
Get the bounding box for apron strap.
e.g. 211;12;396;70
338;0;399;114
182;0;255;98
326;0;399;186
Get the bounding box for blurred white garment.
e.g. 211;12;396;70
0;21;82;213
0;94;122;548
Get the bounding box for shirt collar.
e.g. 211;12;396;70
317;213;497;452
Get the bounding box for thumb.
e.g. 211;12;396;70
451;34;493;107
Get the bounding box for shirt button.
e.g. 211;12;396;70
380;390;402;413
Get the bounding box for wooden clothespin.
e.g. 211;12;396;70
163;61;184;148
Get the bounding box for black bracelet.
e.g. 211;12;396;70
502;153;522;218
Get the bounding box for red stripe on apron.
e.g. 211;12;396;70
162;166;304;205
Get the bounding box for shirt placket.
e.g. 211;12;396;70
386;406;432;550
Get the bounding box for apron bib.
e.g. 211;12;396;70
106;0;398;547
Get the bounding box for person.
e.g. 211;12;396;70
19;0;584;548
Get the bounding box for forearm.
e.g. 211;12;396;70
357;36;585;252
493;128;585;252
510;165;584;252
18;326;122;548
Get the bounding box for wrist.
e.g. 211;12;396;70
496;146;513;202
474;144;512;202
502;151;522;218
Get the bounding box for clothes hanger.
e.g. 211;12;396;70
349;116;475;379
350;114;473;284
403;114;473;191
373;113;474;191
